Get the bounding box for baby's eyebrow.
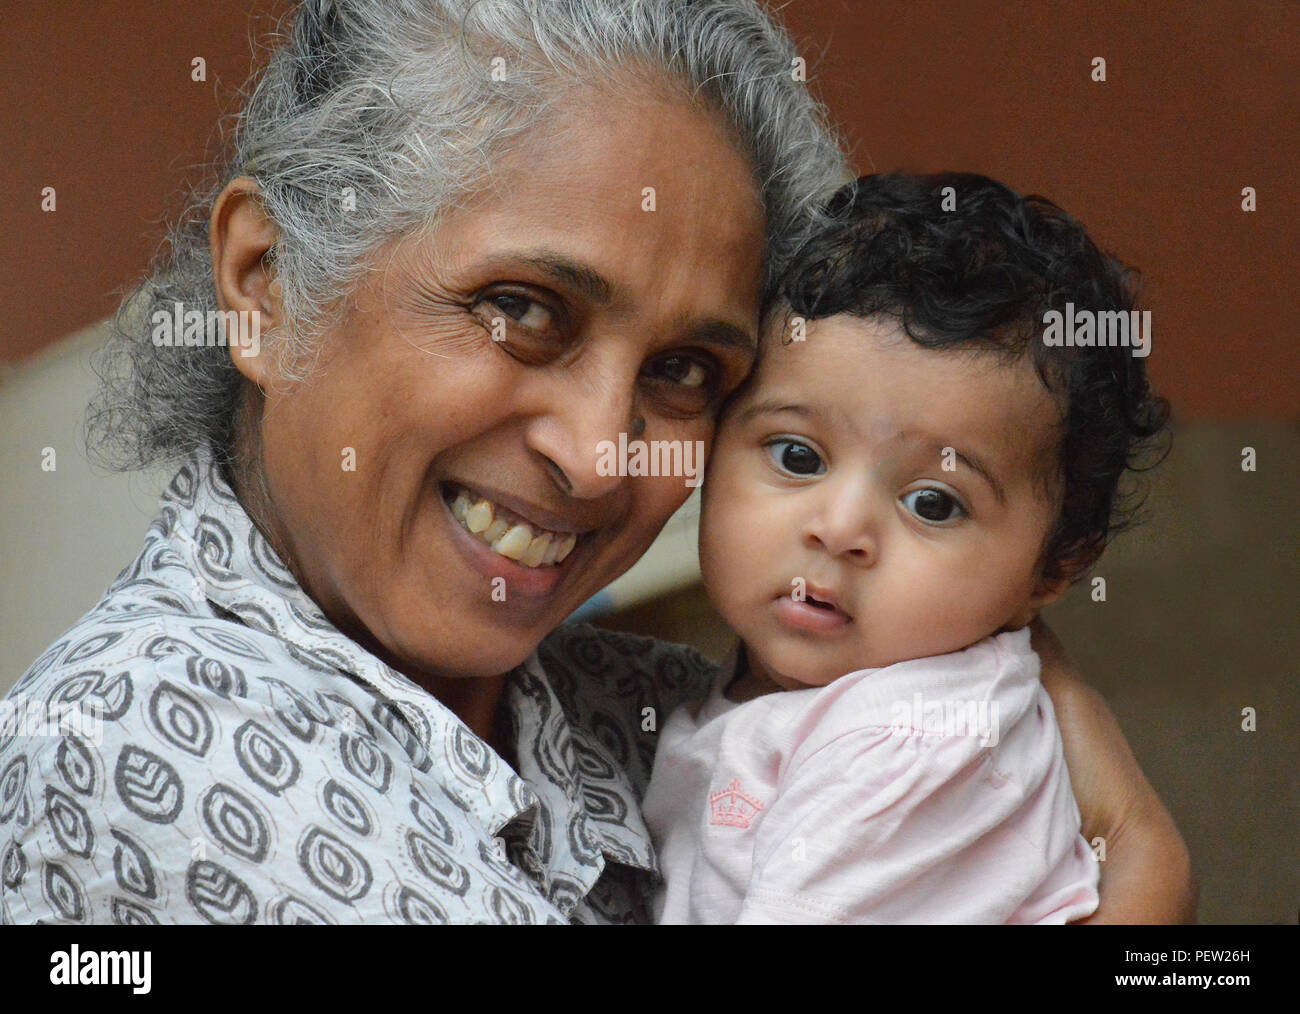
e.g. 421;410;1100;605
938;444;1006;506
734;399;823;425
956;449;1003;504
734;405;1008;504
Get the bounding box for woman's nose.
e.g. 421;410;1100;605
805;486;881;567
526;374;637;501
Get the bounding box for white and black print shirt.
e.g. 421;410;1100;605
0;451;717;924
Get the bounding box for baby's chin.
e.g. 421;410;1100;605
747;624;964;688
743;634;863;691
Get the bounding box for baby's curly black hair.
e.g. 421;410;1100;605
778;172;1171;587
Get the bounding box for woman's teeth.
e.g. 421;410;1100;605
449;487;577;568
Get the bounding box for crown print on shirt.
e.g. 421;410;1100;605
708;779;765;829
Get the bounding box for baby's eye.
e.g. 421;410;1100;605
764;438;825;476
900;488;967;524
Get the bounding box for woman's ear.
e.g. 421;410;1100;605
210;176;283;389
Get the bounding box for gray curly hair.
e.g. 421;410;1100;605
88;0;848;471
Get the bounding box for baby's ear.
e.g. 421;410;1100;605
1027;574;1071;613
1001;577;1070;632
1029;543;1101;612
1004;547;1095;630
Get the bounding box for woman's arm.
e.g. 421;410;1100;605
1032;619;1197;923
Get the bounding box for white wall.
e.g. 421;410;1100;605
1;322;169;694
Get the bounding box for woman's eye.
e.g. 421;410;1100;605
488;293;553;331
640;353;721;416
765;439;825;476
650;355;710;389
473;289;569;364
901;488;967;524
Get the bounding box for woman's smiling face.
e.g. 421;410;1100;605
227;92;766;681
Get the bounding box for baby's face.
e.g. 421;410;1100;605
700;314;1066;691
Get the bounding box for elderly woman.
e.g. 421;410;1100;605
1;0;1190;925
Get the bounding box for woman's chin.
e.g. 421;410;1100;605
373;608;551;682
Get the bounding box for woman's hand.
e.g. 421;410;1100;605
1033;618;1197;923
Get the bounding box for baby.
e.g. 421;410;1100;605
642;172;1169;924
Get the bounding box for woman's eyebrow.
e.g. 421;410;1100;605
683;320;757;355
515;250;616;304
485;249;755;351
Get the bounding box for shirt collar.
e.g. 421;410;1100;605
505;655;658;879
156;448;655;881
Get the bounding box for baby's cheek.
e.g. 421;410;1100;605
937;555;1037;634
702;528;751;597
700;493;772;611
698;504;738;597
886;558;1008;654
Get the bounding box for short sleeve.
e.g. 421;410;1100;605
2;654;205;925
736;724;1098;924
3;649;402;925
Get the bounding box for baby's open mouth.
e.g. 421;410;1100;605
795;587;853;622
773;586;854;633
443;482;578;569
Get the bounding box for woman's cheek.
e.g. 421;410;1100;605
641;474;698;549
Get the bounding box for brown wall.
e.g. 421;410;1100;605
2;1;1295;417
0;1;289;360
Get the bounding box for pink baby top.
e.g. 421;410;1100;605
642;627;1100;924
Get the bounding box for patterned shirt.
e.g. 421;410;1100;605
0;452;717;924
